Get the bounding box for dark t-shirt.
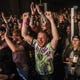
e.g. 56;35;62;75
0;47;23;80
0;47;15;74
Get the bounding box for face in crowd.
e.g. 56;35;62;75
12;30;21;42
58;15;64;23
37;31;48;47
72;36;80;48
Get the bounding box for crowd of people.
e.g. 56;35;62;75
0;2;80;80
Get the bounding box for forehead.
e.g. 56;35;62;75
38;32;47;36
12;32;19;36
12;33;17;36
58;15;63;18
72;37;80;41
67;26;70;29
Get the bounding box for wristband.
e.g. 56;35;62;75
23;21;28;25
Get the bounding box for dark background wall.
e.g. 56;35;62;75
0;0;32;16
0;0;80;16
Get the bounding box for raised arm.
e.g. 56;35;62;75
4;29;24;52
29;15;34;28
30;2;36;16
21;12;33;45
29;2;36;29
45;11;59;49
1;12;7;24
36;4;47;26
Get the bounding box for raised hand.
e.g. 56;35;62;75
45;11;53;20
1;12;7;24
36;4;42;15
30;2;36;16
22;12;29;20
1;12;4;17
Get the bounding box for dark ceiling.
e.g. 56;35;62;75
0;0;80;15
32;0;80;11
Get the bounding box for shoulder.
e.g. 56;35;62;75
46;42;55;51
31;39;37;47
63;45;73;54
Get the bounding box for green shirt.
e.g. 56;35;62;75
31;39;55;75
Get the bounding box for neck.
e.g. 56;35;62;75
73;46;78;51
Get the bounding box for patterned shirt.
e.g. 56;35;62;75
31;39;55;75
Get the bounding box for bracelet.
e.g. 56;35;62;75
23;21;28;25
